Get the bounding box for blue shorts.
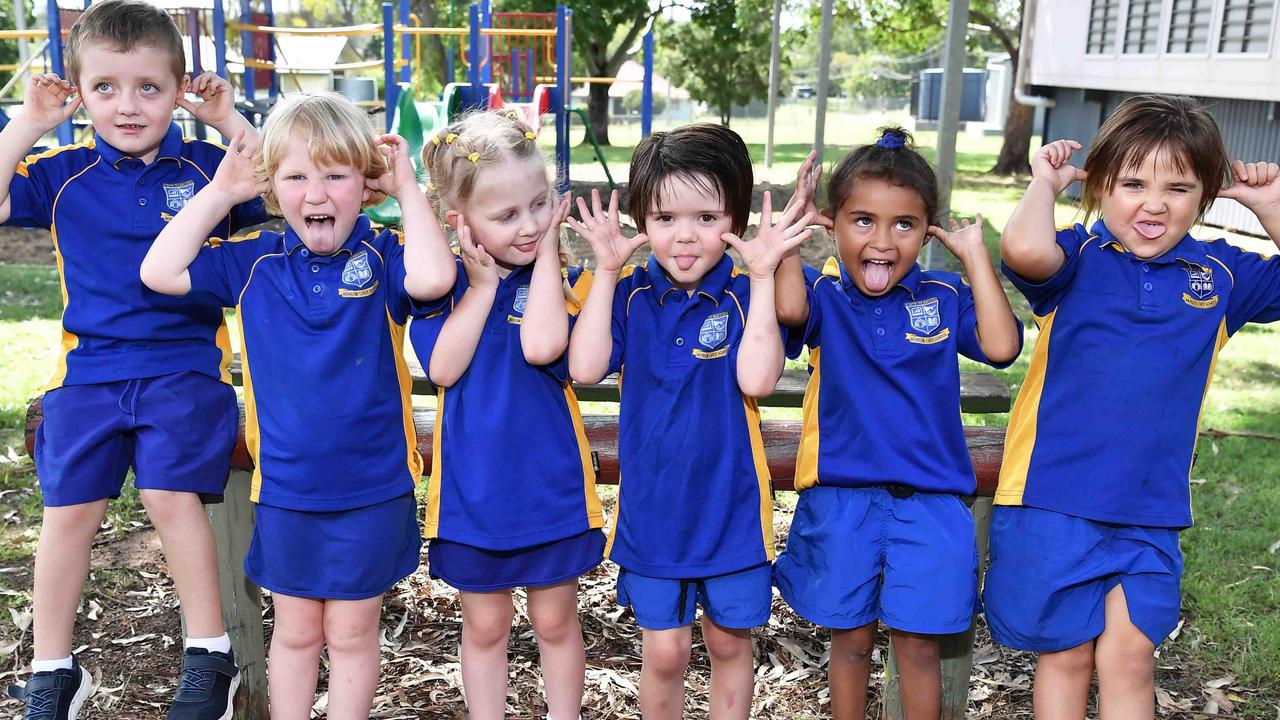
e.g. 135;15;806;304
428;529;605;592
34;372;238;506
245;493;421;600
774;485;978;634
982;505;1183;652
617;563;773;631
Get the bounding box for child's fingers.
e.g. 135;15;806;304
626;232;650;256
607;188;619;220
590;188;604;221
720;232;744;253
927;225;948;242
574;196;592;226
781;229;812;253
761;191;773;227
1232;159;1247;183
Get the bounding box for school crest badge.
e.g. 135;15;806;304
1182;264;1219;308
162;181;195;212
513;286;529;314
341;250;373;288
1186;266;1214;299
699;311;730;349
905;297;941;335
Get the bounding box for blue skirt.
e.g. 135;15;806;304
245;493;421;600
428;529;604;592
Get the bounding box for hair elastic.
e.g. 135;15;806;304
876;131;906;150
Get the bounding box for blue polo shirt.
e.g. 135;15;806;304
410;259;603;549
4;124;268;388
791;258;1022;495
604;254;778;579
999;221;1280;528
187;214;423;511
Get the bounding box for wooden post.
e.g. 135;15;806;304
207;471;269;720
881;495;993;719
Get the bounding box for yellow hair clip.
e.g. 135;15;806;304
505;109;520;120
426;179;436;191
446;133;458;144
524;131;536;140
468;152;480;164
431;134;442;146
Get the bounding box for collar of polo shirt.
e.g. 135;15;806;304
96;122;185;169
283;213;370;257
1090;219;1199;265
647;253;734;306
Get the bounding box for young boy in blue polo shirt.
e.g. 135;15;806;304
568;124;813;720
0;2;267;717
772;128;1022;720
141;92;455;720
990;94;1280;718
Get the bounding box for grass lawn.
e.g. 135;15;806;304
0;112;1276;713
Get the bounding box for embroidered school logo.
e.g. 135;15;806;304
905;297;941;335
162;181;195;212
1183;265;1219;308
341;251;373;288
513;286;529;314
698;311;730;349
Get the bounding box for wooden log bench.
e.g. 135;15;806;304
23;365;1009;720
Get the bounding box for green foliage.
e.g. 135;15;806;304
658;0;774;126
620;88;665;116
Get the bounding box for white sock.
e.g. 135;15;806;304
185;633;232;654
31;656;74;673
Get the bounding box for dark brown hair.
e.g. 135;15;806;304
65;0;186;85
826;127;940;225
627;123;752;237
1082;94;1230;221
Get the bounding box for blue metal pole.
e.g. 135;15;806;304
525;47;534;103
240;0;254;101
383;3;397;130
398;0;410;84
480;0;491;84
467;3;481;107
213;0;227;79
641;31;653;136
264;0;277;98
48;0;72;144
555;5;570;194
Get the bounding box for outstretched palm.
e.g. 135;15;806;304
724;191;814;279
565;189;648;276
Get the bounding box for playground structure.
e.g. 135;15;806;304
4;0;661;210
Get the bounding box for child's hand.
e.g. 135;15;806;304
20;74;80;134
784;150;834;230
176;72;235;127
457;216;499;290
1219;160;1280;219
724;190;814;280
535;195;571;265
1032;140;1088;195
566;189;648;277
929;214;987;263
210;130;267;205
367;134;418;200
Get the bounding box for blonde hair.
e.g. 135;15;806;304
256;92;388;216
422;109;574;266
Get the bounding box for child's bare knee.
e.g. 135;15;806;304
891;631;940;668
645;638;691;678
703;629;751;665
274;617;325;653
139;489;198;522
1042;642;1096;677
464;613;512;651
530;608;579;647
831;628;875;668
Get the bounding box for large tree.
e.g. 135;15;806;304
520;0;675;146
841;0;1032;175
659;0;774;127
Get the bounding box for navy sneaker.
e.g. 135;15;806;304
5;657;92;720
165;648;240;720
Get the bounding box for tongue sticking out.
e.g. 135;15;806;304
675;256;697;271
305;217;337;253
1134;221;1165;240
862;261;893;294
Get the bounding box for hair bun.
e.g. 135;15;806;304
875;130;907;150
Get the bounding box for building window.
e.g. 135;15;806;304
1167;0;1213;52
1124;0;1164;52
1087;0;1122;53
1218;0;1275;53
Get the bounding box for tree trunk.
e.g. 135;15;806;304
587;80;612;146
413;0;448;88
991;97;1034;175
